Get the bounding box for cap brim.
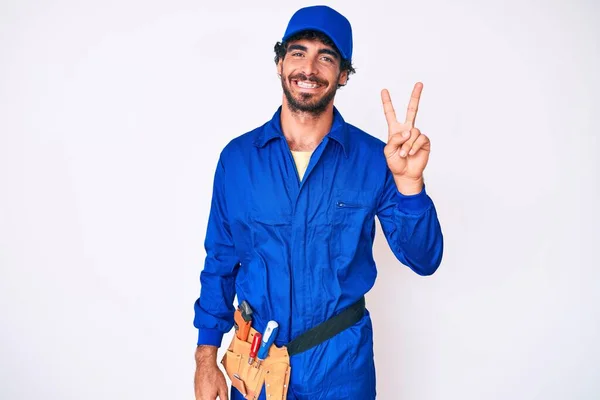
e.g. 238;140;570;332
282;26;349;60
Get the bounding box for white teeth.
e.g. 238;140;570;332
296;81;319;89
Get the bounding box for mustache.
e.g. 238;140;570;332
289;73;327;86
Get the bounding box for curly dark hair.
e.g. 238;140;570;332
273;30;356;87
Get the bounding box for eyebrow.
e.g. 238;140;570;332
287;44;340;60
318;48;339;60
287;44;308;53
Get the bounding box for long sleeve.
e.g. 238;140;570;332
193;156;240;346
376;169;444;276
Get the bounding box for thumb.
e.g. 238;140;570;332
387;132;408;148
385;134;407;157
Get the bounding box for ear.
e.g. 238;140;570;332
277;59;283;77
338;69;348;86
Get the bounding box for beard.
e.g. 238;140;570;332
281;72;339;116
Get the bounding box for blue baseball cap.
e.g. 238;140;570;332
282;5;353;61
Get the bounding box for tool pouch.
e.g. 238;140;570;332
221;328;291;400
221;296;364;398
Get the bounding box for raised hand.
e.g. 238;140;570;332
381;82;431;194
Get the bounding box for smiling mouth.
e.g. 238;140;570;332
292;79;324;90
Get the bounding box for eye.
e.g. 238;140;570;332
321;56;334;63
291;52;304;57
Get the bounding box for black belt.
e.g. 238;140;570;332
286;296;366;356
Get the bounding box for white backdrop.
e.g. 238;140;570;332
1;0;599;399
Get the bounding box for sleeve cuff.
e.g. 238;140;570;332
395;184;433;215
197;328;224;347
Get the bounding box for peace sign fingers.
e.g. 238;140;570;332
381;82;424;133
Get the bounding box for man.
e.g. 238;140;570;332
194;5;443;400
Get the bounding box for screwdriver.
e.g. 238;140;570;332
256;320;279;367
248;332;262;365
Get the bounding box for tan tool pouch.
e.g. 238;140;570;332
221;328;291;400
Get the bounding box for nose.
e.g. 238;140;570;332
300;55;319;77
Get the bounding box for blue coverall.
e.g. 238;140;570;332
194;107;444;399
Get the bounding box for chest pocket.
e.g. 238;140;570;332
330;189;376;263
332;189;375;218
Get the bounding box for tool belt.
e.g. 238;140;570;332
221;296;365;399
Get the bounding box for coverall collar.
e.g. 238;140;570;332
253;105;351;158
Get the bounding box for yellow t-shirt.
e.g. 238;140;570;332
291;150;313;181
